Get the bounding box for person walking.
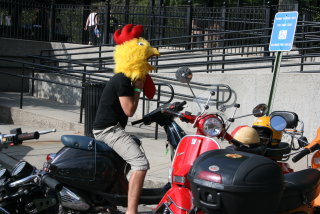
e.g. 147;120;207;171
84;8;98;45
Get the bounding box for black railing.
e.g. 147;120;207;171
34;22;320;74
0;0;316;45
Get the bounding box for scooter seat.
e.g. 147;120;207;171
278;168;320;211
61;135;112;152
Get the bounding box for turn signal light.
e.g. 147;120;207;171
196;171;222;183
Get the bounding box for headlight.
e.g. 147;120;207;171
11;161;35;179
202;117;223;137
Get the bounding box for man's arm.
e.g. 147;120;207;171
119;79;143;117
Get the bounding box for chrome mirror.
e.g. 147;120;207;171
252;104;268;117
175;67;193;83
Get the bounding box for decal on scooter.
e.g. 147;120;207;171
208;165;220;172
191;139;197;144
176;152;185;156
225;153;243;159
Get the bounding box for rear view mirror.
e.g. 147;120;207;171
270;116;287;131
252;104;268;117
176;67;193;83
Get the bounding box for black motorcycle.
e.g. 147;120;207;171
0;101;189;214
0;128;57;214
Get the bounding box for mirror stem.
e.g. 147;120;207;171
187;82;202;111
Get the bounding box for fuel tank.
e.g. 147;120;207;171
48;135;128;193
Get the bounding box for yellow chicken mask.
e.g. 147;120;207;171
113;24;160;99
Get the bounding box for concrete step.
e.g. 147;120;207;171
0;92;83;132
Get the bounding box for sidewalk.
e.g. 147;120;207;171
0;92;171;188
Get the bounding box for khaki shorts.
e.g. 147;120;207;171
93;123;149;171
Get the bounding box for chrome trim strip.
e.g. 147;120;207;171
9;175;37;188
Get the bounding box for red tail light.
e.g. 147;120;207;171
196;171;222;183
46;153;56;161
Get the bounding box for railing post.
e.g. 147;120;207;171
155;84;161;140
186;0;193;50
99;45;102;70
103;0;111;45
300;14;306;72
48;0;55;42
20;64;25;109
221;2;226;73
148;0;155;41
80;65;87;123
123;0;130;24
264;1;272;57
294;0;298;11
31;58;35;96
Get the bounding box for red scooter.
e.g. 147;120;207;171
152;67;268;214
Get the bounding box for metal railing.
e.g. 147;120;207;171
0;0;316;45
34;20;320;75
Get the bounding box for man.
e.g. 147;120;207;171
93;75;147;214
84;8;98;45
92;24;159;214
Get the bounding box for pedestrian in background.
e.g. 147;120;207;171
84;8;98;45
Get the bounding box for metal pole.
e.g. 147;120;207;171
267;51;282;115
186;0;193;50
80;65;87;123
155;85;161;140
31;58;35;96
20;64;25;109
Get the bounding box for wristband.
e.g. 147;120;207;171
134;88;142;93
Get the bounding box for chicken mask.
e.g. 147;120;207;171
113;24;159;99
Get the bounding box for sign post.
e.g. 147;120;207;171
267;11;298;115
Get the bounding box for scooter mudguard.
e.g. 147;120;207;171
154;185;193;214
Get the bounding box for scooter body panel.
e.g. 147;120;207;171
171;135;220;187
155;185;193;214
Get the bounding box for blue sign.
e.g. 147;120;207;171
269;11;299;52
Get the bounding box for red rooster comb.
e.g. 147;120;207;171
113;24;144;45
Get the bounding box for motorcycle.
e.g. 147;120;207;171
39;99;200;213
0;128;57;214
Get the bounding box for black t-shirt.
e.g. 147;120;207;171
93;73;134;129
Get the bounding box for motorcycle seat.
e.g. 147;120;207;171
278;168;320;211
61;135;112;152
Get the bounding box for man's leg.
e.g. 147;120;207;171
126;170;147;214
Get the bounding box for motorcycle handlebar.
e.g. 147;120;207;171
176;101;187;110
17;132;40;141
161;108;181;117
292;144;320;163
42;174;62;192
292;148;310;163
131;119;144;126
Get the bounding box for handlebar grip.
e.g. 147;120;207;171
17;132;40;141
131;119;144;126
161;109;180;117
42;174;62;192
292;148;310;163
178;101;187;108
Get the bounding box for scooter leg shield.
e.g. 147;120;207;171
154;186;193;214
